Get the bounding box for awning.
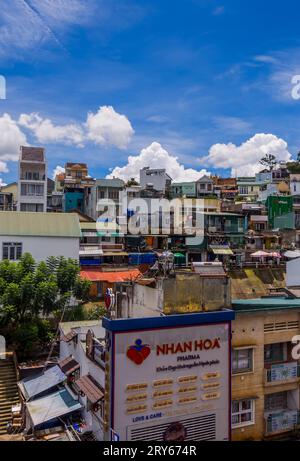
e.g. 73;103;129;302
79;247;104;257
74;375;104;404
61;330;78;343
18;365;67;401
27;389;82;427
210;246;234;256
59;356;80;376
250;251;270;258
81;232;98;237
80;269;141;283
250;215;268;223
284;250;300;259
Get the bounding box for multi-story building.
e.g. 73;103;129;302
85;178;124;221
140;167;172;194
56;163;95;213
231;296;300;441
0;190;15;211
196;175;215;197
213;177;238;201
237;177;265;202
17;146;47;212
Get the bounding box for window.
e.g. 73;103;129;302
232;348;253;374
21;184;44;197
264;343;285;364
239;187;249;195
108;190;119;200
265;392;288;412
3;243;22;261
232;399;255;428
20;203;44;212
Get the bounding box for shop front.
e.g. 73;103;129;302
103;311;234;441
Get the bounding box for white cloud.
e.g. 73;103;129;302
86;106;134;149
0;113;27;173
19;106;134;150
52;165;65;180
202;133;292;177
213;116;252;135
19;113;84;147
0;0;96;58
107;142;210;182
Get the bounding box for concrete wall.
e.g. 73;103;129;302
232;309;300;441
287;258;300;287
163;274;231;313
59;323;106;440
119;282;164;318
0;236;79;262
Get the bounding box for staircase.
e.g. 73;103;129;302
0;354;20;435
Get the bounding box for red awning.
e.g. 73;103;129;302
80;269;142;283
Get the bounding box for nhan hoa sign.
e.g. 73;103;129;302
156;338;221;356
104;312;234;441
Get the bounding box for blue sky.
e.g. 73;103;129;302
1;0;300;184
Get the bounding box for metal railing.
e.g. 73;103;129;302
265;410;300;435
265;362;300;384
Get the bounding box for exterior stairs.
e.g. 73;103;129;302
0;354;20;435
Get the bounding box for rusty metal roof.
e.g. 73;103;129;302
58;356;80;376
75;375;103;404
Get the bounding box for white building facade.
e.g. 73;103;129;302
0;212;81;262
18;146;47;212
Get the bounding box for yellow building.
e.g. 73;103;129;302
1;182;18;204
231;297;300;441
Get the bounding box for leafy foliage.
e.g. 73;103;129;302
0;254;91;353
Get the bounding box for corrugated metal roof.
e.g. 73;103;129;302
75;375;103;404
26;389;82;427
18;365;66;401
80;222;97;230
59;356;80;376
0;212;81;237
96;179;124;188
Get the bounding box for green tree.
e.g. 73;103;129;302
259;154;278;171
0;254;91;345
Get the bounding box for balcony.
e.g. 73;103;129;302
265;362;300;385
265;410;300;435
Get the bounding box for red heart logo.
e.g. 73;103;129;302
127;342;151;365
140;346;151;360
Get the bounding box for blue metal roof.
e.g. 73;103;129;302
19;365;66;401
103;310;235;332
26;388;82;428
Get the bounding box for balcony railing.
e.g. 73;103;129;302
265;362;300;384
265;410;300;435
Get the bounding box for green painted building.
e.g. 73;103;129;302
266;196;295;230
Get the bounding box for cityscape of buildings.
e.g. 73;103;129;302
1;145;300;441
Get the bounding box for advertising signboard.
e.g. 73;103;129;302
103;312;233;441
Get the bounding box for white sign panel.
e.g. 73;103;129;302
111;322;230;441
